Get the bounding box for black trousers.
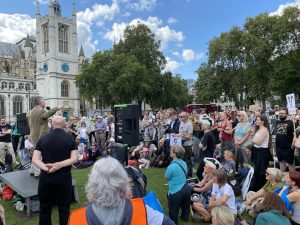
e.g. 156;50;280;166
38;172;72;225
12;135;24;152
89;131;96;145
168;183;191;225
251;147;270;191
183;145;193;177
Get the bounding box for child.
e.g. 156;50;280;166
239;144;253;179
223;149;236;177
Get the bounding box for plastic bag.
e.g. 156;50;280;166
2;185;15;201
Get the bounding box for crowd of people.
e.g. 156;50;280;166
1;97;300;225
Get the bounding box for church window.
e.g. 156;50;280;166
0;96;5;116
1;82;7;89
9;82;14;89
25;83;31;90
58;24;68;53
18;83;24;90
43;23;49;53
4;60;10;74
61;80;69;97
13;96;23;115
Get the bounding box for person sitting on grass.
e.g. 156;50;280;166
87;142;100;163
278;171;300;225
255;192;291;225
191;158;220;205
244;167;284;217
222;149;236;177
211;206;234;225
192;169;237;222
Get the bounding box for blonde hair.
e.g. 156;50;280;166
239;111;249;122
211;206;234;225
171;144;185;159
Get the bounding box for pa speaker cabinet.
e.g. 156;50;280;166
17;113;30;135
114;104;139;146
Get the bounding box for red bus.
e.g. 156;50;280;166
183;104;218;114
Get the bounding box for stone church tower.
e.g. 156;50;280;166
35;0;80;117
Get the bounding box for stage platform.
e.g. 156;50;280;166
0;169;79;216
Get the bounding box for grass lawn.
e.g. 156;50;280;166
1;167;208;225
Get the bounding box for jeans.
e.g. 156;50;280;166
168;183;191;225
38;172;72;225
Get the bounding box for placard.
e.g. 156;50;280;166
170;135;182;147
286;93;297;115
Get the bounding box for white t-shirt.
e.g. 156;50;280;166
212;183;237;214
78;127;89;140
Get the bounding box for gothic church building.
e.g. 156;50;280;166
0;0;84;122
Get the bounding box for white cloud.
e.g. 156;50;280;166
123;12;131;17
182;49;205;62
172;51;180;57
270;0;300;16
131;0;157;11
167;17;178;24
77;1;119;24
182;49;195;62
77;1;120;56
104;16;184;50
163;57;180;73
0;13;35;43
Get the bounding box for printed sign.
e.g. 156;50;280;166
286;93;297;115
170;135;182;147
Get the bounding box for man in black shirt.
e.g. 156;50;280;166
276;108;295;172
196;118;215;180
0;117;16;164
32;116;78;225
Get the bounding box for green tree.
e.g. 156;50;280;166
113;24;166;107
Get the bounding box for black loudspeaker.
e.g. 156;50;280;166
114;104;139;146
17;113;30;135
110;143;128;165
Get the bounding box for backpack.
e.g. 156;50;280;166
124;166;147;198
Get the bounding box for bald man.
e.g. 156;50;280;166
32;116;78;225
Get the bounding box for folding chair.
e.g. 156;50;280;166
241;167;254;200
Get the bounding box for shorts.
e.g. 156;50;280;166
276;148;294;164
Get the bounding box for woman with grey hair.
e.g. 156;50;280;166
69;157;175;225
165;144;191;224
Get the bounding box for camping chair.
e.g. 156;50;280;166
16;148;31;170
241;167;254;200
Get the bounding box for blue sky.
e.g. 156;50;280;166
0;0;299;79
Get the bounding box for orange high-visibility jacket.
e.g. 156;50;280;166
68;198;147;225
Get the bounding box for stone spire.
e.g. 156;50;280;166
24;34;33;48
72;2;76;17
36;1;40;16
79;45;85;57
